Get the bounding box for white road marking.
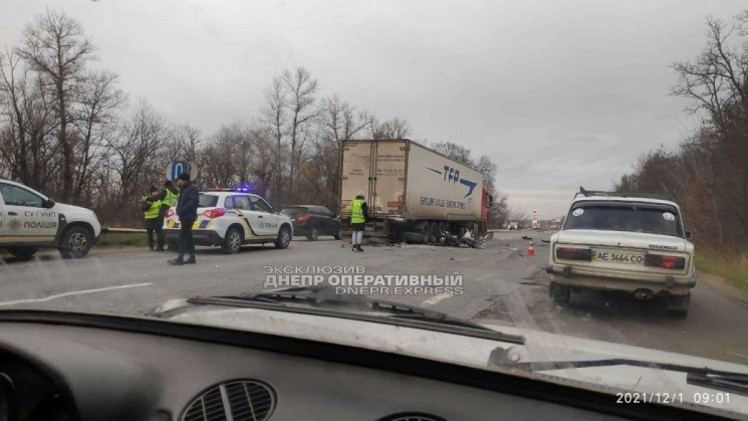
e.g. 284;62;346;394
0;283;153;307
421;292;453;306
498;236;514;240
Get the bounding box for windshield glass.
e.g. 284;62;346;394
564;203;683;236
1;1;747;418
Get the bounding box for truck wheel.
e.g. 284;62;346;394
8;247;38;261
275;226;291;249
666;293;690;318
222;228;243;254
59;226;93;259
549;281;570;306
333;231;341;240
429;222;440;243
421;223;432;244
306;226;319;241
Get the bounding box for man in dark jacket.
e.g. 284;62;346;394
168;172;199;265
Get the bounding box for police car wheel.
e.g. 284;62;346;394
222;228;243;254
306;227;319;241
8;247;38;261
59;227;93;258
275;226;291;249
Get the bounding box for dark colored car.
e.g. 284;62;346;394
281;205;341;241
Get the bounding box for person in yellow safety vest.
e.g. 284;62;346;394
350;191;369;252
155;180;179;215
141;185;165;251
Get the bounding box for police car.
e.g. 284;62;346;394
162;188;293;253
0;179;102;260
546;188;696;317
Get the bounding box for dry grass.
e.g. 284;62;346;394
695;251;748;290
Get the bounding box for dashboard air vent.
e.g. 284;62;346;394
182;379;276;421
379;413;448;421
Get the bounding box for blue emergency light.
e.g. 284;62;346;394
235;183;252;192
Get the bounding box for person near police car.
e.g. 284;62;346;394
152;180;179;218
141;185;165;251
168;172;199;265
350;191;369;252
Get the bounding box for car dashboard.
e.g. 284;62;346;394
0;311;722;421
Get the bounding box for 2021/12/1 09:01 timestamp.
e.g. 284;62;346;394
616;392;731;404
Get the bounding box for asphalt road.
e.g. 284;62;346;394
1;230;747;365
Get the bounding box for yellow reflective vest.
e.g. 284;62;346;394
144;199;161;219
163;188;178;207
351;198;365;224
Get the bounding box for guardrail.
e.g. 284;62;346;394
101;227;146;233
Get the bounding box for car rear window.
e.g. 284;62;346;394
281;207;308;217
564;203;683;237
198;194;218;208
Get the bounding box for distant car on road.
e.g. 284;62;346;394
0;179;101;260
508;222;519;230
547;189;696;317
163;189;293;253
281;205;341;241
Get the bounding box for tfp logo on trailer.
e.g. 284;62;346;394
426;165;478;198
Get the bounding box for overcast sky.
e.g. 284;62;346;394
2;0;746;217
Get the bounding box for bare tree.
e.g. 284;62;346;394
431;141;474;167
16;9;96;202
262;76;287;207
282;67;319;202
319;95;373;147
106;100;166;224
370;117;411;140
73;70;125;202
0;48;57;190
488;189;510;228
475;155;497;190
166;124;202;163
667;10;748;251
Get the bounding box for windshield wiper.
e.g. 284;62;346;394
187;286;524;344
687;370;748;396
488;350;748;396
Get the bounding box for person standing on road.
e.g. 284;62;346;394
350;191;369;252
141;186;164;251
154;180;179;220
168;173;199;265
146;180;179;251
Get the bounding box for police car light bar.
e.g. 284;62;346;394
209;184;253;192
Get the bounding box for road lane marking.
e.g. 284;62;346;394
0;283;154;307
726;351;748;361
421;292;453;306
498;236;514;240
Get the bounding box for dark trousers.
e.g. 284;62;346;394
145;217;164;249
178;218;196;258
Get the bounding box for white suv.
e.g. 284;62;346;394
163;189;293;253
546;189;696;317
0;179;102;260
